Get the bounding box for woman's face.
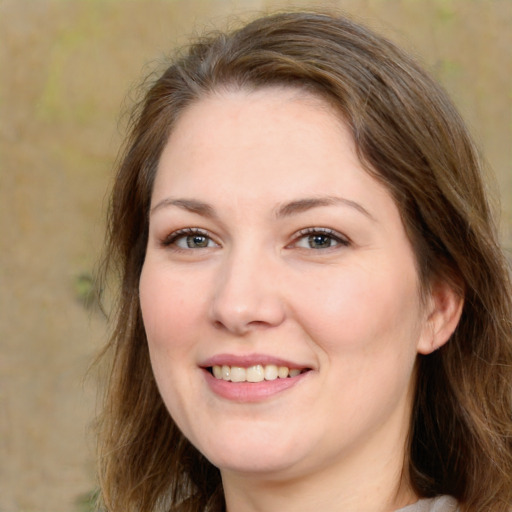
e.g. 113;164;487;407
139;88;443;481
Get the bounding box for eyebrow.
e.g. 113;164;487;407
150;195;374;221
275;196;375;221
150;198;217;218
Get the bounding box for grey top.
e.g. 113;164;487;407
396;496;459;512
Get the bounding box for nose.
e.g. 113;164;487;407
209;246;286;335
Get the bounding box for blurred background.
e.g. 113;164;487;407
0;0;510;510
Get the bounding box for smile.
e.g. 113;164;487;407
210;364;307;382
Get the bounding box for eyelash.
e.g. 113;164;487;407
290;227;350;250
161;226;350;252
161;228;217;249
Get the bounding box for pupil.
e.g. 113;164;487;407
187;235;208;248
309;234;331;248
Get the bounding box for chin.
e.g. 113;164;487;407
212;453;300;477
197;435;305;476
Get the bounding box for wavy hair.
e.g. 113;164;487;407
97;11;512;512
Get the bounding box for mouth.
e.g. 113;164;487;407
207;364;311;383
201;357;313;401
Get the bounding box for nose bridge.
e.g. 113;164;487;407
210;239;285;333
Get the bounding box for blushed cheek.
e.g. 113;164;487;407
297;269;419;356
302;273;377;342
139;266;190;351
140;260;218;364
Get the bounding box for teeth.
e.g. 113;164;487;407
230;366;246;382
264;364;278;381
278;366;289;379
213;365;223;379
211;364;304;382
246;365;264;382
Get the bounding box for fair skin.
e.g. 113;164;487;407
139;88;462;512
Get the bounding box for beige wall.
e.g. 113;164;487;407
0;1;510;510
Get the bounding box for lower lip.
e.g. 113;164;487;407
202;369;308;402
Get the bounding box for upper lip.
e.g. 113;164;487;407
200;353;312;369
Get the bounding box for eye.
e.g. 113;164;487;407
292;228;349;250
163;228;219;250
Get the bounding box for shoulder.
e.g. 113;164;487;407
396;496;459;512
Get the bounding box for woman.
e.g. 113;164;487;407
97;10;512;512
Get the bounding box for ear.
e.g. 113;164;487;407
417;280;464;355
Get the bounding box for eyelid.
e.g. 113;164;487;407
161;227;219;248
288;227;351;248
159;226;350;250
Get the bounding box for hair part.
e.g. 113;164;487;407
97;10;512;512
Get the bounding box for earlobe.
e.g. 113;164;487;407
417;280;464;355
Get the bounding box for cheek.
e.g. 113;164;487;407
139;263;204;352
139;263;205;421
292;262;422;356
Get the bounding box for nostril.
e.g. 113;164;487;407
213;320;225;330
247;320;273;329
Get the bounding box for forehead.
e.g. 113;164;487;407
165;86;346;153
153;87;384;204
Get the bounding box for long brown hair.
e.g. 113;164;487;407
97;10;512;512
